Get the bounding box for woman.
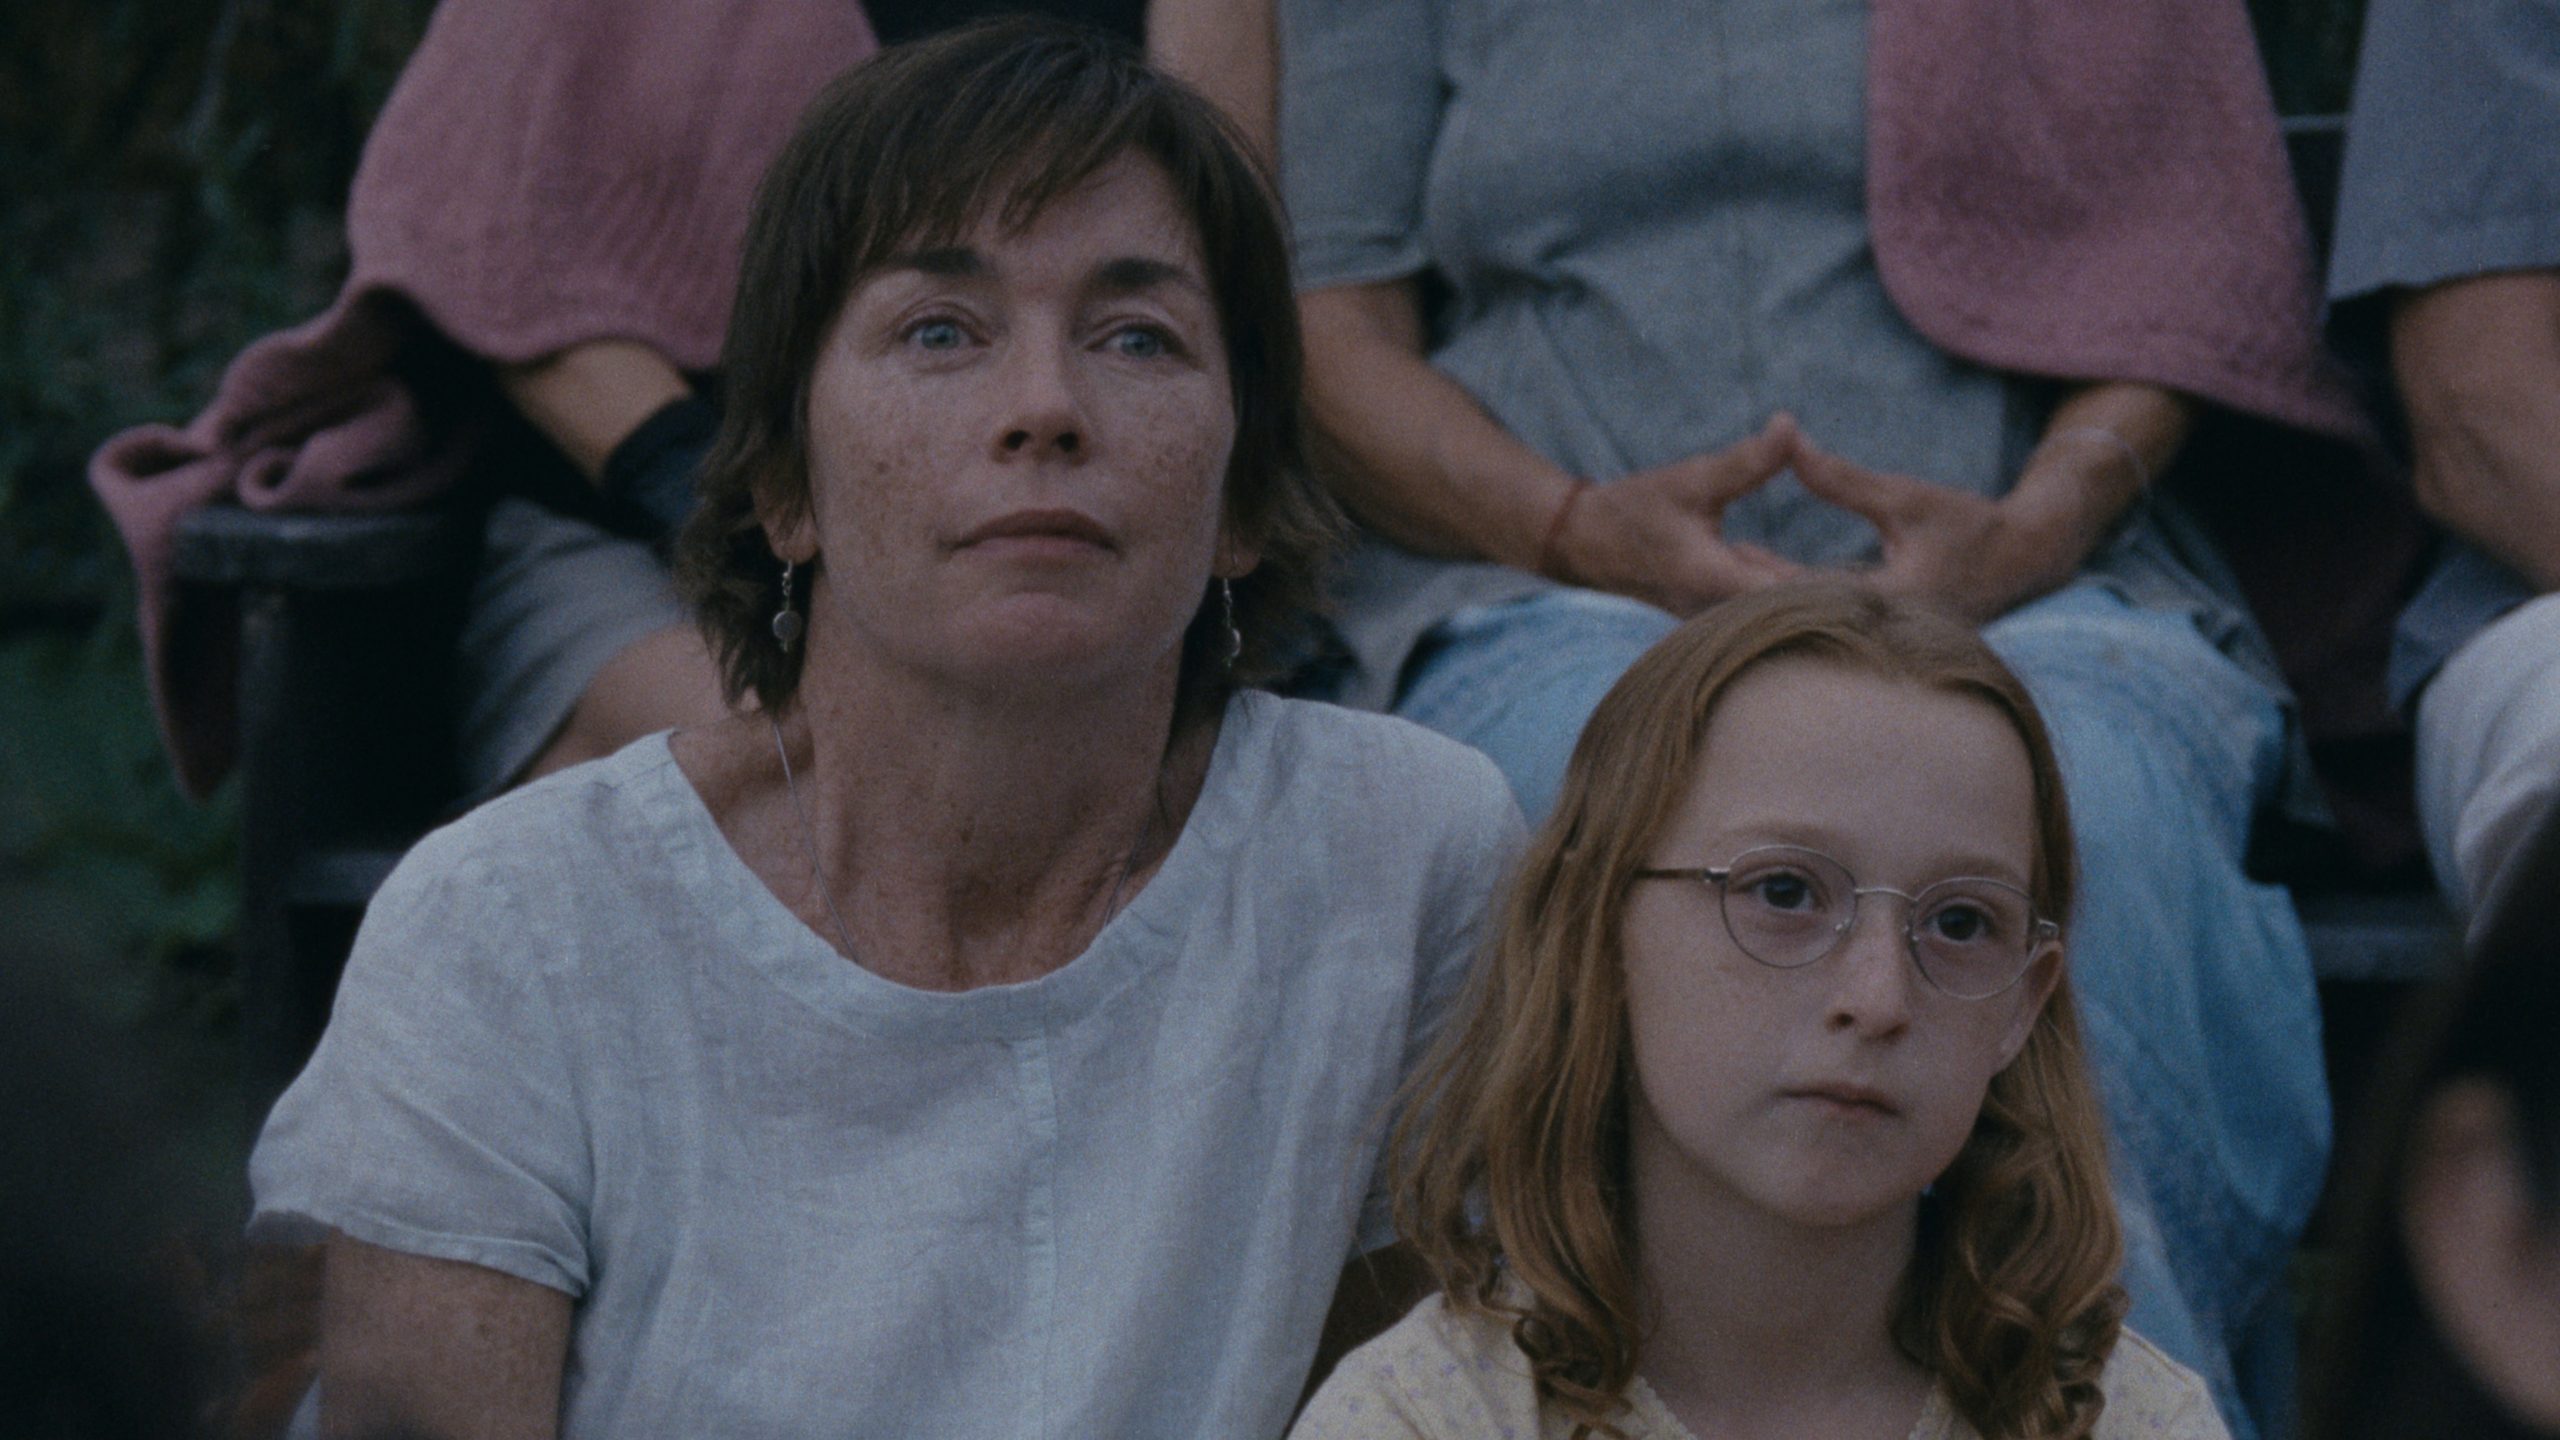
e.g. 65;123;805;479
1205;1;2368;1433
2303;795;2560;1440
1296;584;2226;1438
245;24;1522;1438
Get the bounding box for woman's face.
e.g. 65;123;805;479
775;153;1249;699
1620;659;2060;1234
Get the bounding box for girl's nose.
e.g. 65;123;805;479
1824;905;1916;1038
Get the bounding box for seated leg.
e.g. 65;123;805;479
1984;583;2330;1440
455;497;722;797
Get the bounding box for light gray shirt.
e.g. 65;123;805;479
249;692;1523;1440
2330;0;2560;303
2330;0;2554;702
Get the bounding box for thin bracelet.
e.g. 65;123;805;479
1535;478;1592;581
2041;425;2152;491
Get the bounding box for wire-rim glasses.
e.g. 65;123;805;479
1632;844;2059;1000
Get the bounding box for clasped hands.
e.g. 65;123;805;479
1546;413;2094;624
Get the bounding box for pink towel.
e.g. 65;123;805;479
1868;0;2369;441
90;0;878;796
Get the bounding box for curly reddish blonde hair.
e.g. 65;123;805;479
1391;583;2126;1440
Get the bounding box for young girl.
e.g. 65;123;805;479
1294;583;2229;1440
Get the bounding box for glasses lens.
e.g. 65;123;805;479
1909;879;2038;997
1719;847;1852;968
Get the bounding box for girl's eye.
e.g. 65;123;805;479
1108;325;1171;359
1923;902;1998;946
906;318;967;352
1747;871;1819;912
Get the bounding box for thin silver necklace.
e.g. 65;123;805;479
768;714;1157;963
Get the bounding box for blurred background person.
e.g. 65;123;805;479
2327;0;2560;936
2302;794;2560;1439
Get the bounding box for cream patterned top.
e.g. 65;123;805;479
1291;1293;2231;1440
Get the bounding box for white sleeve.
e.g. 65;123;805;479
247;827;594;1295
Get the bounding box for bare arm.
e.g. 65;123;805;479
1148;0;1277;161
1173;3;1567;562
2010;381;2195;570
496;340;693;483
1301;280;1802;611
2391;270;2560;591
1299;281;1580;568
319;1234;573;1440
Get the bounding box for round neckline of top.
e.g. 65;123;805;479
637;693;1268;1039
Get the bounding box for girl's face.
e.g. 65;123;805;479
772;153;1250;698
1621;658;2061;1234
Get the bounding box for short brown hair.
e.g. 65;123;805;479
674;18;1338;720
1393;583;2126;1440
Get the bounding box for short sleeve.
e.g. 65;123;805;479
1278;0;1446;291
2329;0;2560;300
1356;748;1524;1254
247;827;594;1295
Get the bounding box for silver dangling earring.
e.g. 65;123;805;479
771;560;805;653
1220;577;1243;667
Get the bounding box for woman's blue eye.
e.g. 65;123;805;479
909;319;965;351
1111;327;1169;359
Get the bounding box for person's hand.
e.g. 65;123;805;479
1547;414;1806;614
1788;432;2082;624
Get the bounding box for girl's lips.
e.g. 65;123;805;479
1784;1082;1900;1116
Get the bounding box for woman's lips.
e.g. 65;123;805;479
960;509;1113;545
955;508;1115;557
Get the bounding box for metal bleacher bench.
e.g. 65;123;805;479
171;113;2453;1118
172;502;474;1110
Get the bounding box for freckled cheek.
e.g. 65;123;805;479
1100;385;1236;524
807;390;962;562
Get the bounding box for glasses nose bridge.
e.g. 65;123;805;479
1816;881;1941;994
1839;881;1925;943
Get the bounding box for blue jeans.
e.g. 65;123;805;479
1389;583;2328;1440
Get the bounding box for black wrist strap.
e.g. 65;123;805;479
602;394;719;497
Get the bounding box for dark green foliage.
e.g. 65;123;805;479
1;0;432;1030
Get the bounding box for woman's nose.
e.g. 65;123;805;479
1824;906;1916;1037
995;335;1087;461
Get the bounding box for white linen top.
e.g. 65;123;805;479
250;692;1524;1439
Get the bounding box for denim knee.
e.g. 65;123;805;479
1394;589;1679;822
